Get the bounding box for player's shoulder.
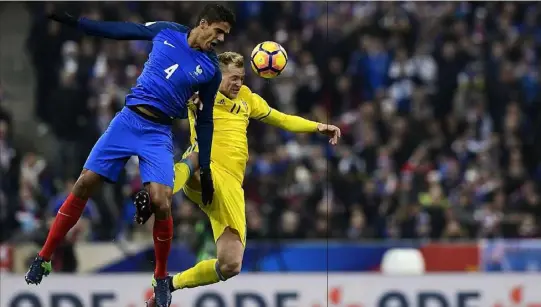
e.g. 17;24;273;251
238;85;253;98
239;86;262;112
200;51;221;80
240;86;264;106
205;51;220;69
144;21;190;33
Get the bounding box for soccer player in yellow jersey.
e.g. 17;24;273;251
136;51;340;305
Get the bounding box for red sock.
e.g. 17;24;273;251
39;193;87;261
153;217;173;278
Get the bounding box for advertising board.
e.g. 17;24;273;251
481;239;541;272
2;273;541;307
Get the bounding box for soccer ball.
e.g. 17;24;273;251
250;41;288;79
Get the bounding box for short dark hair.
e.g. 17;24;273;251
197;4;236;28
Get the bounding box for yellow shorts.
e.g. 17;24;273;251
180;145;247;246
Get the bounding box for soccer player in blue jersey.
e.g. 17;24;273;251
24;5;235;307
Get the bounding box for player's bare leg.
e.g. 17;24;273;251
147;182;174;307
216;228;244;276
25;169;103;285
146;228;244;307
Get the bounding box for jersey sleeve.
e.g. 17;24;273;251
250;93;319;133
249;91;272;120
195;66;222;170
77;19;188;40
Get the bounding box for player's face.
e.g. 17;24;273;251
220;65;245;99
199;20;231;51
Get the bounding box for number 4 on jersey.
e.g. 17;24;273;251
164;64;179;79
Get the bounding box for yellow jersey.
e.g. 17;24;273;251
188;85;319;184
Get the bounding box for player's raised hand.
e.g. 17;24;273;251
200;167;214;205
317;123;341;145
47;12;78;27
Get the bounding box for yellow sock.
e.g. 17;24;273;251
172;259;225;289
173;161;192;194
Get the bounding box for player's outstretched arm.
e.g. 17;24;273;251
263;108;341;145
195;70;221;205
48;12;186;40
250;93;341;145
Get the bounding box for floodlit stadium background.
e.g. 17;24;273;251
1;1;541;306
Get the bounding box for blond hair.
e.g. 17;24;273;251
218;51;244;70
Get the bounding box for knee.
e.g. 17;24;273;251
72;170;102;198
218;259;242;279
149;184;173;213
216;229;244;279
187;152;200;171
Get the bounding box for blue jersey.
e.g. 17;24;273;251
125;22;219;119
76;18;220;169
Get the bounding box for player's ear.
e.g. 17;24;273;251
199;19;208;29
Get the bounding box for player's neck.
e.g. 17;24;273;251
219;90;231;100
187;28;203;50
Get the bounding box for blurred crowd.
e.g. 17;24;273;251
1;2;541;246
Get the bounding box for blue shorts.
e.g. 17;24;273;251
84;107;174;188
